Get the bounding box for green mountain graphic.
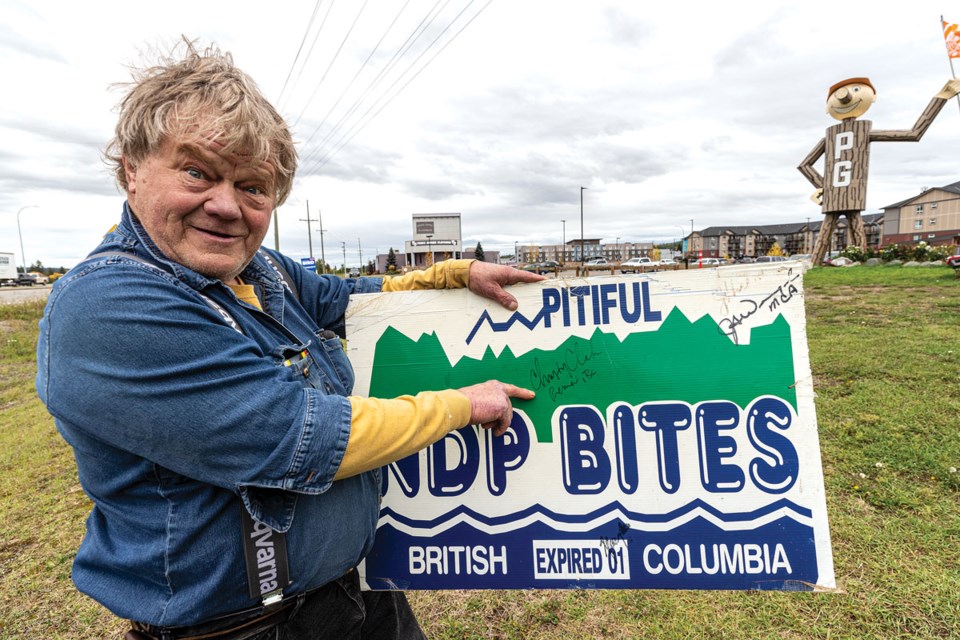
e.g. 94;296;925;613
368;307;797;443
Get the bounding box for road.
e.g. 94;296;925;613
0;285;51;305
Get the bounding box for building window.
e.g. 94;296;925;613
915;205;923;215
929;218;937;226
931;202;938;209
914;219;923;229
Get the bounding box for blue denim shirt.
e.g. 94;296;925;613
37;204;385;626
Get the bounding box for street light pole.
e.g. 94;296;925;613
341;241;346;276
16;205;37;274
561;219;566;263
317;208;327;274
579;188;585;267
426;234;433;267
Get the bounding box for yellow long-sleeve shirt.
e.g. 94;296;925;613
341;259;474;477
231;259;475;480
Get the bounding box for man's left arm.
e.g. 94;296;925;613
382;259;545;310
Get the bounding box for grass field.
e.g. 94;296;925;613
1;266;958;639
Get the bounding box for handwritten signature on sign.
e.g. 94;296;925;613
718;274;801;344
600;520;632;551
529;342;603;402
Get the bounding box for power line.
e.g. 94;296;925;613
292;0;372;128
296;0;451;169
295;0;417;154
281;0;339;114
276;0;325;108
303;0;492;175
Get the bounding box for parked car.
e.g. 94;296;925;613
694;257;723;267
533;260;562;274
946;249;960;268
650;259;680;269
348;267;361;278
17;273;42;286
619;257;652;273
755;255;788;263
585;257;608;266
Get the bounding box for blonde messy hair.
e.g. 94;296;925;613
105;38;297;205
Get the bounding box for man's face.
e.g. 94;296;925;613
124;134;277;282
825;82;876;121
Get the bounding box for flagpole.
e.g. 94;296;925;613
943;15;960;113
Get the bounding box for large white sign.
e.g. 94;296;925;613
347;263;834;591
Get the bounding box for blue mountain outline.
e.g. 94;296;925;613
465;308;545;345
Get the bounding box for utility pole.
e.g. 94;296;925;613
273;208;280;251
299;200;315;258
357;237;363;274
580;187;588;275
341;241;347;275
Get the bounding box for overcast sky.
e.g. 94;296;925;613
2;0;959;269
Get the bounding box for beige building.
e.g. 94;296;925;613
404;213;463;268
879;181;960;246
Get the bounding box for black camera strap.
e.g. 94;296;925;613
239;506;291;608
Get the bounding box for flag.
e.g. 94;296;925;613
944;19;960;58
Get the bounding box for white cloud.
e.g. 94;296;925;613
1;0;958;268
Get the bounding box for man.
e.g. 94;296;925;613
37;40;543;639
797;76;960;265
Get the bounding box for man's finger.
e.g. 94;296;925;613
500;383;535;400
510;270;546;284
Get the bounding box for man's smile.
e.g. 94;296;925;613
192;225;243;240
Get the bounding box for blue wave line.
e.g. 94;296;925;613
380;498;813;529
465;308;547;345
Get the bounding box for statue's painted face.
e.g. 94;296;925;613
826;82;877;120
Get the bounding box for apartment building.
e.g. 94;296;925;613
879;180;960;245
689;213;884;259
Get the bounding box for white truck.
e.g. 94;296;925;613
0;252;18;286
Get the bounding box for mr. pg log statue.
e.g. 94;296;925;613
798;77;960;264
